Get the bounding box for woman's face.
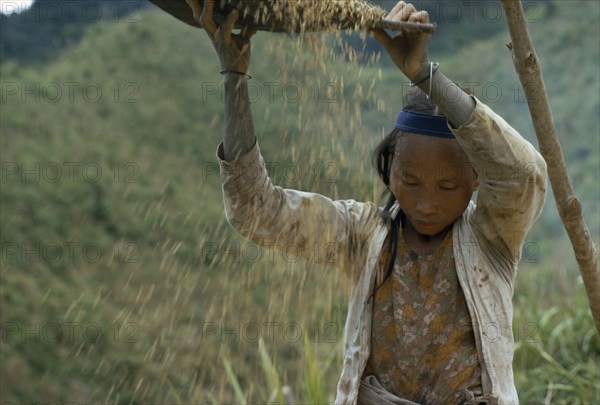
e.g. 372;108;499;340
389;133;479;236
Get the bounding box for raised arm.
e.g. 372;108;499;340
370;1;547;262
188;0;383;280
187;0;256;161
369;1;475;127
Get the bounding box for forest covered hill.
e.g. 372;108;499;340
1;0;598;402
1;0;552;62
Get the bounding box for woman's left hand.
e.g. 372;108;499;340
369;1;432;81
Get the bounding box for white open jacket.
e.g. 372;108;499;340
218;98;547;404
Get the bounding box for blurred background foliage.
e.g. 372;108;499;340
0;0;598;403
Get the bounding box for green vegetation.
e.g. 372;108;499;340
0;0;148;63
1;1;598;403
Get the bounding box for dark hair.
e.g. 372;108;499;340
370;89;445;299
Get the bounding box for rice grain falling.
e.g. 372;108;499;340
124;0;402;401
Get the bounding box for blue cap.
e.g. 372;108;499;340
395;109;455;139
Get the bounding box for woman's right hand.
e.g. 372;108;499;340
186;0;257;74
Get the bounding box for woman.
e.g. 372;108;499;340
186;1;547;403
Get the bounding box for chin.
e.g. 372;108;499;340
418;228;444;237
414;223;442;236
412;220;452;237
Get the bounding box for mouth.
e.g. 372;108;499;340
413;219;438;230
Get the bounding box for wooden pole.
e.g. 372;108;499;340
500;0;599;335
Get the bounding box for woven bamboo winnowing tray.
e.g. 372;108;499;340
147;0;436;33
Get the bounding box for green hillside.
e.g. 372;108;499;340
1;1;598;403
0;0;148;62
0;0;545;63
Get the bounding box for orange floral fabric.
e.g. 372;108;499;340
364;229;483;404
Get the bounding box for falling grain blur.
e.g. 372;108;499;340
111;1;389;402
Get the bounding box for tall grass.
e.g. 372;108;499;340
513;266;600;404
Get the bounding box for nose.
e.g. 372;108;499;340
415;196;437;216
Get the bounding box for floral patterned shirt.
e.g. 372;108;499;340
364;227;483;404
